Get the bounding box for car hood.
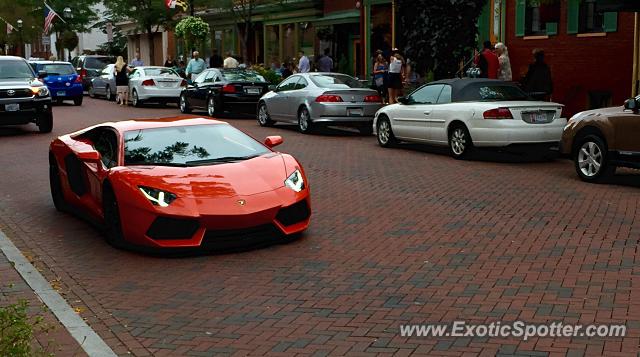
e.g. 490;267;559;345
118;153;288;198
0;78;38;89
572;106;625;120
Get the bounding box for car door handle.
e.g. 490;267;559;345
424;111;431;115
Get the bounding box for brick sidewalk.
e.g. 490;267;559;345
0;243;85;356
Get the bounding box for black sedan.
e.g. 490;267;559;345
179;68;270;116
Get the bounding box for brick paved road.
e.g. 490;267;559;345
1;98;639;356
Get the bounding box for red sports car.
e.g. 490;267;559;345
49;116;311;250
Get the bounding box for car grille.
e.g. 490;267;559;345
275;200;311;227
0;89;32;98
146;217;200;240
201;224;282;250
521;110;556;124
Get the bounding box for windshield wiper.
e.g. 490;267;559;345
128;162;189;167
185;155;259;165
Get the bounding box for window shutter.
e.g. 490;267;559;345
603;12;618;33
515;0;526;37
567;0;579;34
546;22;558;36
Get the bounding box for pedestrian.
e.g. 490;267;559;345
387;49;405;104
522;48;553;101
176;60;186;78
281;61;293;79
317;48;333;72
297;50;310;73
131;51;144;67
186;51;206;80
373;51;388;102
474;41;499;79
223;51;239;69
494;42;512;81
114;56;132;106
209;48;223;68
163;55;176;68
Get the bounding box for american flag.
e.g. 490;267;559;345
44;3;58;34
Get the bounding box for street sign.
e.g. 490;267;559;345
41;36;50;45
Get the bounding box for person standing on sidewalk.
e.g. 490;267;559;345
522;49;553;101
186;51;206;80
209;48;223;68
475;41;499;79
224;52;239;69
494;42;512;81
387;49;405;104
373;51;388;102
297;50;310;73
114;56;132;106
317;48;333;72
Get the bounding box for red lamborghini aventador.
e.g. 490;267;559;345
48;116;311;250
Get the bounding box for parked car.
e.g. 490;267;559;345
0;56;53;132
29;61;83;106
373;78;566;159
88;64;117;101
561;96;640;182
129;66;186;107
48;116;311;251
180;68;269;116
71;55;115;91
258;73;384;134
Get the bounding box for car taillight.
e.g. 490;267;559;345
315;94;343;103
222;84;236;93
364;94;382;103
180;79;187;87
74;75;82;83
483;107;513;119
142;79;155;86
79;68;87;78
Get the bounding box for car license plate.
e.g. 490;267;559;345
347;108;363;116
5;103;19;112
245;87;261;95
56;91;66;96
528;113;547;123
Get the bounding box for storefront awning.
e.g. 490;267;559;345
313;10;360;26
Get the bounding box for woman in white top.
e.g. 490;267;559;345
494;42;512;81
387;52;405;104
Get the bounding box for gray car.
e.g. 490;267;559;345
257;73;384;134
88;64;117;101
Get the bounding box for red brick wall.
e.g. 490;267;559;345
505;4;634;117
324;0;357;13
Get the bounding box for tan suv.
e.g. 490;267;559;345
561;96;640;182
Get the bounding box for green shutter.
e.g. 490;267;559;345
603;12;618;32
567;0;579;34
515;0;526;37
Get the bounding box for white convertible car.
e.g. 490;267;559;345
373;78;567;159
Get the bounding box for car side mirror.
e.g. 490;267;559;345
264;136;283;148
397;96;409;105
77;150;101;163
268;84;277;91
37;70;48;79
624;98;638;112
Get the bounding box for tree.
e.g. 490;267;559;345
174;16;210;55
61;31;79;60
398;0;487;79
104;0;179;65
42;0;100;60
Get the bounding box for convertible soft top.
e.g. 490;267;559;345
428;78;523;102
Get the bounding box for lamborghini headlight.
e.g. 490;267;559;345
138;186;177;207
31;86;49;97
284;169;305;192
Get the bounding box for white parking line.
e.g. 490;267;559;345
0;229;117;357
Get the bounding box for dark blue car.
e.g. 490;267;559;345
29;61;83;106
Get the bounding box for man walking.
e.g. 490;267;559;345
297;50;310;73
209;48;223;68
223;52;239;69
186;51;206;80
131;51;144;67
317;48;333;72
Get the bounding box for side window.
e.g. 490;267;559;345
277;76;299;92
130;70;140;78
294;77;308;90
409;85;444;105
436;85;452;104
86;129;118;168
203;71;216;83
194;70;212;84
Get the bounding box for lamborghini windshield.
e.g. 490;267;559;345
123;124;269;166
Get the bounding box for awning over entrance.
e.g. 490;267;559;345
597;0;640;12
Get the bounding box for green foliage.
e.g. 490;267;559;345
251;64;282;84
398;0;487;79
93;19;127;58
175;16;210;53
61;31;79;52
0;300;54;357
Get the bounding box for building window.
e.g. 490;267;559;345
524;0;560;36
579;0;603;33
